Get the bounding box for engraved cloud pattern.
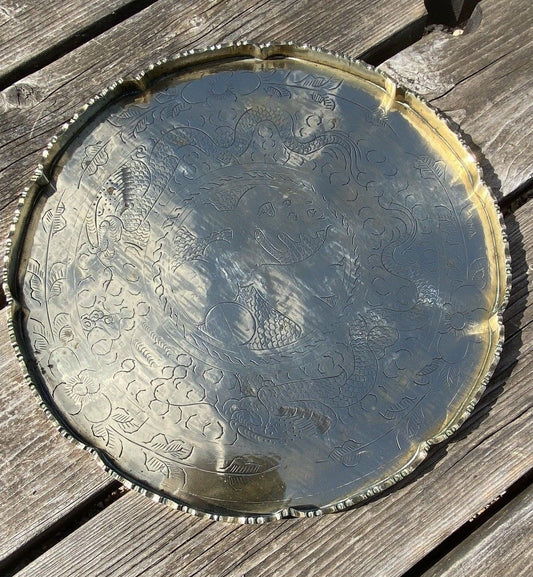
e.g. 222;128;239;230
20;60;503;517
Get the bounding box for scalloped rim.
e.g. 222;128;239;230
2;41;512;524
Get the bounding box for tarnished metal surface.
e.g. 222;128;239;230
4;44;510;522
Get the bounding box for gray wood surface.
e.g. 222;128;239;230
2;0;532;574
422;485;533;577
13;198;533;577
0;0;427;565
0;0;426;249
0;0;145;86
380;0;533;197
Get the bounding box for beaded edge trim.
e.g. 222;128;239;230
2;41;512;524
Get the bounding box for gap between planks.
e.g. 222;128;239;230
0;0;429;315
0;484;125;577
403;469;533;577
419;480;533;577
379;0;533;198
1;0;528;568
0;0;162;92
0;0;429;563
4;193;532;577
500;180;533;217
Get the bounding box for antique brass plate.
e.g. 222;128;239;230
4;44;510;522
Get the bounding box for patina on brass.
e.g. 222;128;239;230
4;44;510;522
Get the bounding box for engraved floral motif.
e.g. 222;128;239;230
54;371;112;423
17;58;503;517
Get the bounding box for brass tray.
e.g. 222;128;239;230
4;43;510;523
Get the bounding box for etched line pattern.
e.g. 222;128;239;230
21;62;495;513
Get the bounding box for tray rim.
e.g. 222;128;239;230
2;41;512;523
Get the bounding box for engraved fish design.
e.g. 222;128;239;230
235;284;302;350
100;159;151;231
253;228;328;265
171;226;232;265
85;155;152;257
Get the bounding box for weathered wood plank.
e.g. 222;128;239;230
380;0;533;197
12;198;533;577
0;0;152;88
0;0;427;563
421;484;533;577
0;313;112;564
5;50;533;577
0;0;428;247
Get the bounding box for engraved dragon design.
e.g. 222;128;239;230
20;64;494;508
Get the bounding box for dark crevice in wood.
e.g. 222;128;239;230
0;5;530;568
424;1;481;27
0;0;160;92
500;179;533;217
360;15;427;66
0;482;124;577
401;468;533;577
429;48;517;103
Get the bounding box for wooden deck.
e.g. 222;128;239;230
0;0;531;575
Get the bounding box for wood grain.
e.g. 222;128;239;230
0;0;151;87
2;1;532;572
421;484;533;577
0;0;426;247
0;314;112;564
0;0;427;564
12;197;533;577
380;0;533;197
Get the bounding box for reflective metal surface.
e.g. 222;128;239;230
5;44;510;522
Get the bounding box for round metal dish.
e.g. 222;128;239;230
4;43;510;522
